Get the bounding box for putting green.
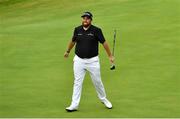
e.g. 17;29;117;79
0;0;180;117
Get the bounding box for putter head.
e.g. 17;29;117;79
110;65;115;70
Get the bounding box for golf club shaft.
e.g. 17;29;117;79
110;30;116;70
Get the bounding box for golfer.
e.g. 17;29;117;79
64;12;114;112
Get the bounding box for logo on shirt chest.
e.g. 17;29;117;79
77;33;94;37
77;33;83;36
87;33;94;36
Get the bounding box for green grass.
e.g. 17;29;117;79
0;0;180;117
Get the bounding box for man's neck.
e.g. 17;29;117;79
83;25;91;31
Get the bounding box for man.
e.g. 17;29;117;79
64;12;114;112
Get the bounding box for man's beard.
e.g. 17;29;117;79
82;22;91;28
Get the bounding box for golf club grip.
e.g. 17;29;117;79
112;30;116;56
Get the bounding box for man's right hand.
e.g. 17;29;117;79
64;41;75;58
64;51;69;58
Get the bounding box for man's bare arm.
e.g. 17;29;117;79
102;41;114;63
64;40;76;58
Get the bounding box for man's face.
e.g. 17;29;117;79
82;16;92;27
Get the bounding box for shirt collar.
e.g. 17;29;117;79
81;25;92;31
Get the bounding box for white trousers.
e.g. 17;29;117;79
70;55;107;107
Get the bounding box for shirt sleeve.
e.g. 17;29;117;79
72;28;77;42
96;28;106;44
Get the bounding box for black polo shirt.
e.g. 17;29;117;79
72;25;105;58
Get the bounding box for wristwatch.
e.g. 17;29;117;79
66;50;70;53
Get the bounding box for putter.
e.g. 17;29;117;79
110;29;116;70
